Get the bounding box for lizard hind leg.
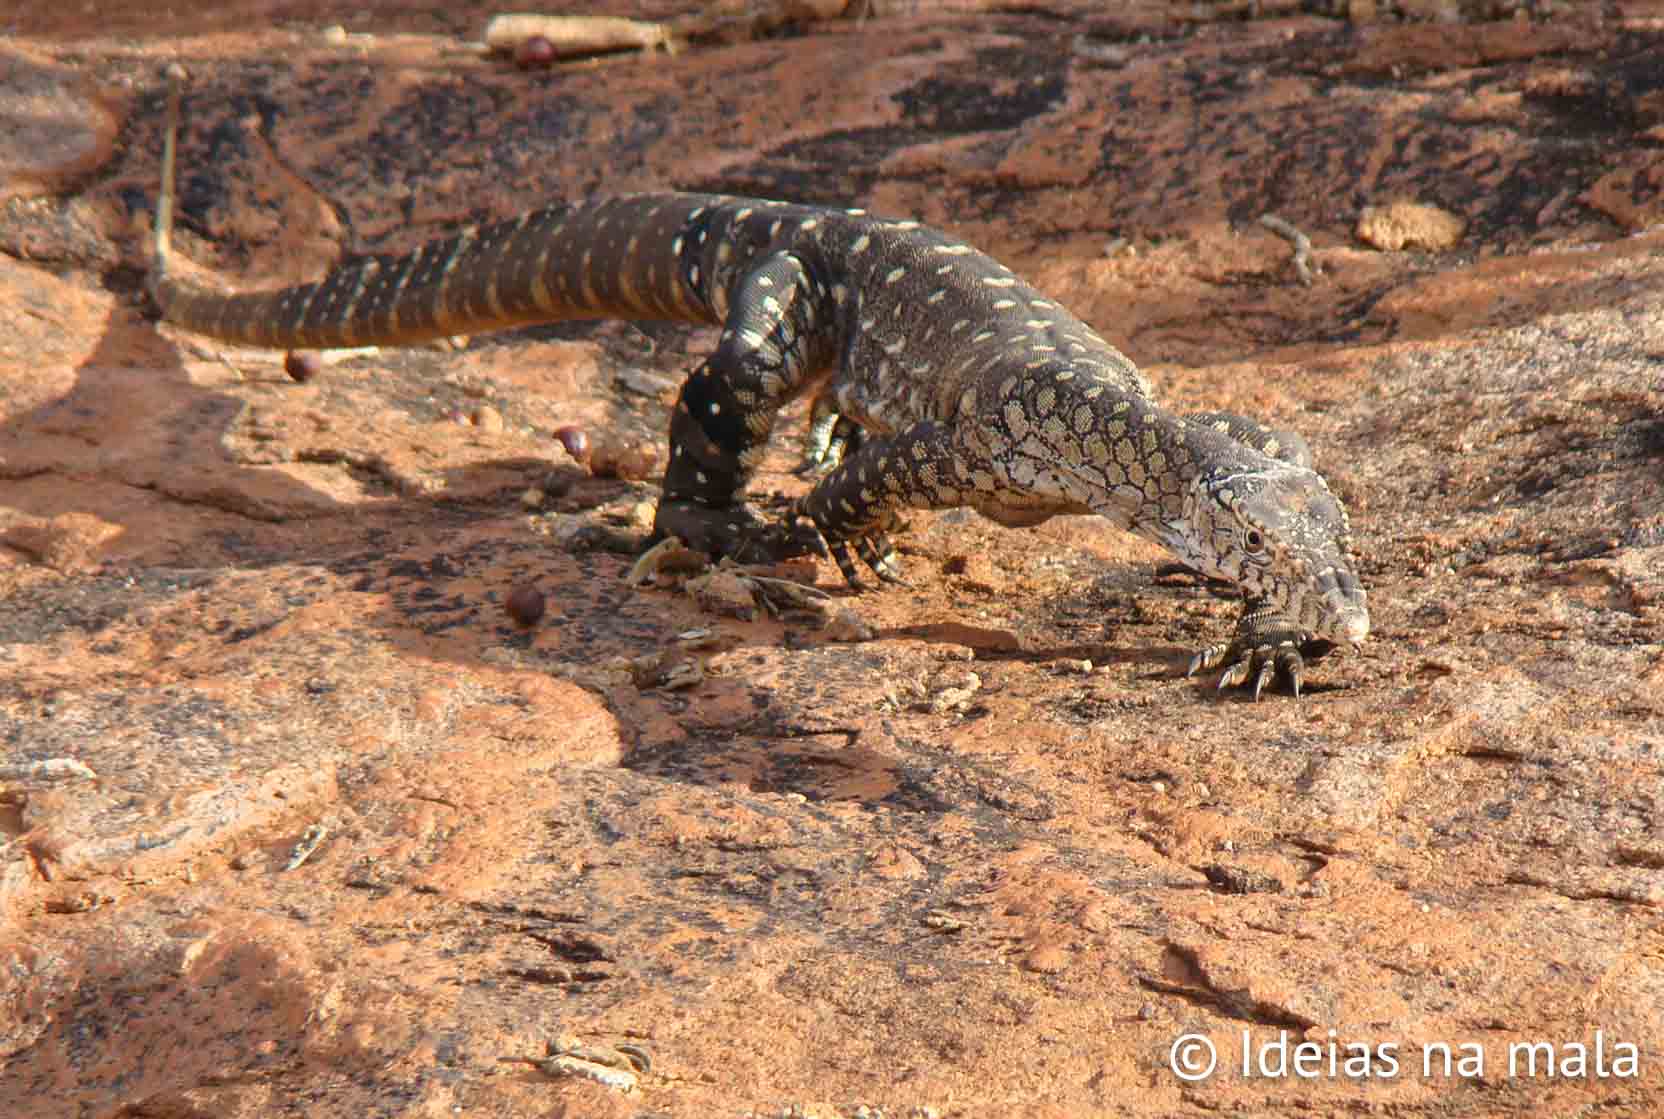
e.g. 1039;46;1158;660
796;391;863;478
654;250;834;562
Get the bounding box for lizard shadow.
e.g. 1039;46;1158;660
0;292;683;660
0;284;334;533
889;626;1342;703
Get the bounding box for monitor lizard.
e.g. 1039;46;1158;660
148;71;1368;699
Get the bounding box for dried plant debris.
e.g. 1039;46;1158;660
284;824;329;871
0;757;96;784
483;14;678;60
500;1036;651;1093
1357;199;1467;252
628;536;711;586
484;3;863;65
1200;0;1583;22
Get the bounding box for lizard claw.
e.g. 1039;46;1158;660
797;411;861;478
1199;639;1307;700
795;431;849;479
776;510;831;561
1187;603;1335;700
856;534;909;586
827;540;867;589
823;532;907;589
800;495;908;590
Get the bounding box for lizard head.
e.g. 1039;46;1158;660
1167;463;1370;648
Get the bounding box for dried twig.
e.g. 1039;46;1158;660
284;824;329;870
1258;213;1316;287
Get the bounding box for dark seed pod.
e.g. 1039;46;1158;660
285;350;321;383
554;424;591;464
514;35;557;68
505;583;546;627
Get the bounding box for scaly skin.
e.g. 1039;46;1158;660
150;71;1368;697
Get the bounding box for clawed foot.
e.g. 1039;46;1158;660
796;410;861;479
653;499;821;565
835;531;909;589
1188;637;1306;700
652;499;909;590
1186;604;1336;700
784;506;908;590
794;431;849;479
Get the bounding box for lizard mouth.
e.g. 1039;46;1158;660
1319;605;1370;648
1328;594;1370;645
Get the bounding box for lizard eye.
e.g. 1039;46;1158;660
1244;528;1266;554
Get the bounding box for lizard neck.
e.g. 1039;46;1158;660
1051;393;1245;538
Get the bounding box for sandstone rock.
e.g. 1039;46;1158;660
1;2;1661;1116
1357;199;1467;252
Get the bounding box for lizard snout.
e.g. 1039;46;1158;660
1312;564;1369;645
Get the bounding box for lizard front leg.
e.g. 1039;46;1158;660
655;251;834;561
798;419;967;588
1185;410;1313;470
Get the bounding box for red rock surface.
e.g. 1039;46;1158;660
1;3;1662;1116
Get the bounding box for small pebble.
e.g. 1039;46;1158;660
590;438;658;481
285;350;321;382
612;445;658;481
473;405;505;433
541;471;576;499
506;584;546;626
824;607;876;642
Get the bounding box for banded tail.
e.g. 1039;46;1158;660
150;68;720;349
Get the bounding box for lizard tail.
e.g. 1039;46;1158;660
147;68;718;351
